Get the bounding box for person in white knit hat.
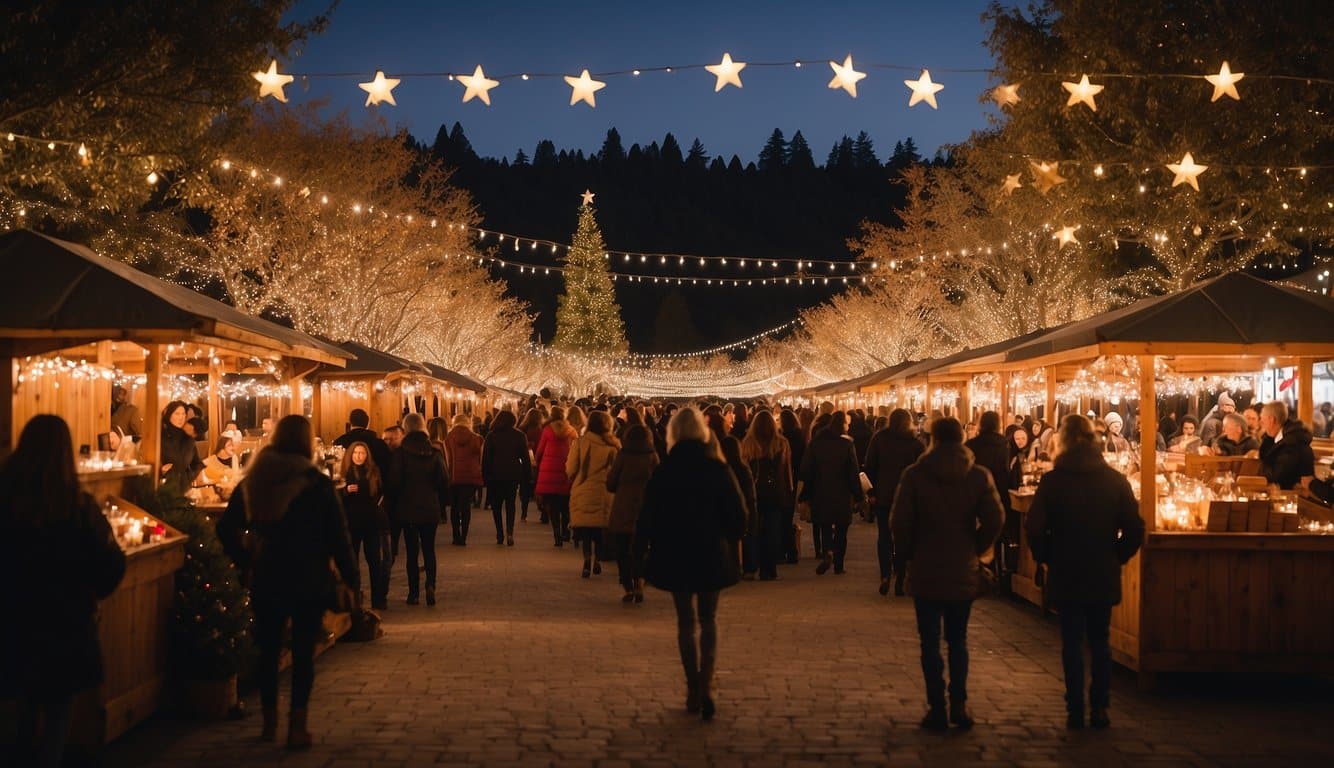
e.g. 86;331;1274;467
1102;412;1130;453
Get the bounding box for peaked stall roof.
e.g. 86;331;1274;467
1004;271;1334;363
318;340;429;378
0;229;348;365
882;326;1066;383
418;361;488;393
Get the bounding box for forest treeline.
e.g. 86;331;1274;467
415;124;937;350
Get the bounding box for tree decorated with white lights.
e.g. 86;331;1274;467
553;197;628;355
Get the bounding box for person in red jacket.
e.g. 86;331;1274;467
443;414;484;546
534;406;578;546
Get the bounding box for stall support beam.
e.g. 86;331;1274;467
310;379;323;440
142;344;163;473
207;358;221;442
1298;358;1315;426
1045;365;1058;424
999;374;1011;424
1138;355;1156;533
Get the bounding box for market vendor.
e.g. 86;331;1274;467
199;435;242;486
1102;412;1130;453
1257;401;1315;490
1211;413;1259;456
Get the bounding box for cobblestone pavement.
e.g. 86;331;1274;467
108;515;1334;767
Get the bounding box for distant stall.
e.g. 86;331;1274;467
311;340;431;440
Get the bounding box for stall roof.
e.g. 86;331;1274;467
887;326;1065;382
418;361;488;393
1004;271;1334;363
316;340;429;379
0;229;348;365
854;359;928;390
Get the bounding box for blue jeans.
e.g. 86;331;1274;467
913;598;973;708
1057;602;1113;713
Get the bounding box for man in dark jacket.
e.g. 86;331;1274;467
890;417;1003;731
964;411;1013;569
333;408;393;476
1211;412;1259;456
864;408;924;596
1025;414;1144;731
1258;401;1315;490
387;413;449;606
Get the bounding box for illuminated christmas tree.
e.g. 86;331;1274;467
553;198;628;354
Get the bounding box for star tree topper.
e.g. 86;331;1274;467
1061;74;1104;111
359;70;401;106
253;60;294;103
581;189;596;206
827;55;866;98
1205;61;1244;102
904;69;944;109
705;53;746;91
1166;152;1208;191
564;70;606;107
457;65;500;105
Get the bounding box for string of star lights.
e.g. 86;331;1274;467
248;57;1334;112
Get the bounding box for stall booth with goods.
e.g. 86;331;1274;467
419;360;489;417
0;230;348;742
991;271;1334;686
311;340;433;443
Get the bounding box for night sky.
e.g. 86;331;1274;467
283;0;996;164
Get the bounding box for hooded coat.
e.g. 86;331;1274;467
218;449;358;608
534;420;577;496
864;429;925;513
444;425;484;487
964;430;1012;506
799;429;864;526
566;431;619;529
387;431;450;525
1259;419;1315;489
635;440;746;593
889;442;1003;601
1024;442;1145;605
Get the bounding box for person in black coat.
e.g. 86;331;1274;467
217;415;358;749
332;408;393;478
1025;415;1144;731
481;409;532;545
159;400;203;494
865;408;925;596
636;407;746;722
778;409;806;563
1;415;126;767
386;413;450;606
1258;401;1315;490
965;410;1014;572
799;411;864;576
339;441;389;610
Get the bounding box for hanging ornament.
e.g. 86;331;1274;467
457;65;500;105
827;55;866;98
903;69;944;109
359;70;401;107
1052;225;1080;248
1061;74;1104;111
1205;61;1244;102
252;60;295;103
564;69;606;107
991;83;1021;109
705;53;746;91
999;173;1023;196
580;189;596;206
1166;152;1208;191
1029;160;1067;195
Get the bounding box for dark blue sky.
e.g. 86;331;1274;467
283;0;999;163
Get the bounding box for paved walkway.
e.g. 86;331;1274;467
109;515;1333;767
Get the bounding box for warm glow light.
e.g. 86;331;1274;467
827;55;866;98
253;60;295;103
1029;160;1067;195
999;173;1022;196
457;65;500;105
564;69;606;107
359;70;401;107
1052;225;1080;248
1166;152;1208;191
705;53;747;91
1061;74;1104;111
904;69;944;109
992;83;1021;109
1205;61;1244;102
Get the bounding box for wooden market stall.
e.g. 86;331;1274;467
992;271;1334;685
418;360;488;417
310;340;432;441
0;229;349;741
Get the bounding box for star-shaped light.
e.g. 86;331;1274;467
827;55;866;98
705;53;746;92
359;70;400;107
1166;152;1208;191
253;60;295;103
1061;74;1104;111
1029;160;1067;195
564;69;606;107
904;69;944;109
1205;61;1244;102
580;189;595;206
999;173;1023;196
457;65;500;106
992;83;1021;109
1053;225;1080;248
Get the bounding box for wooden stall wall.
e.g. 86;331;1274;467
1109;554;1142;670
12;367;111;452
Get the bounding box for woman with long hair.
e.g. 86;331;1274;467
2;415;126;767
636;408;746;721
740;410;793;581
535;406;578;545
566;404;588;437
567;410;621;578
518;408;544;522
159;399;203;493
217;415;358;749
719;435;758;578
444;414;484;545
799;411;864;576
778;409;806;563
481;410;530;546
607;423;659;602
340;442;388;610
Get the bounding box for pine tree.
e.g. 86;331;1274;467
852;131;880;169
554;202;628;353
758;128;787;172
686;139;709;170
787;131;815;170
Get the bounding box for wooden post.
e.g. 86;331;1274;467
290;376;304;419
960;379;973;423
142;344;163;475
207;357;221;441
1298;357;1315;426
95;342;114;438
1138;355;1156;533
1045;365;1058;424
311;378;323;440
999;373;1011;424
925;382;938;420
